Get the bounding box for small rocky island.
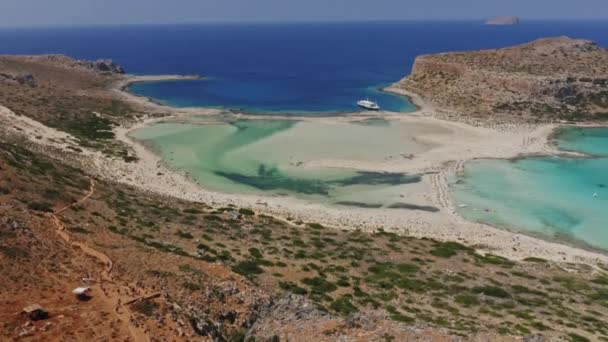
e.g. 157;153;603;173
485;16;520;25
393;37;608;122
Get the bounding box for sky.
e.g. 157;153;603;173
2;0;608;27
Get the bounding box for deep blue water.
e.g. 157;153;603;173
1;21;608;113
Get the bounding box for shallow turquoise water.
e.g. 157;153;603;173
556;127;608;157
131;119;428;207
451;127;608;250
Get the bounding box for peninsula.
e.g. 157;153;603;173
391;37;608;123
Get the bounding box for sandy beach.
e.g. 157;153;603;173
107;75;608;264
3;74;608;266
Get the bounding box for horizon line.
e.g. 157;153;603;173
1;18;608;30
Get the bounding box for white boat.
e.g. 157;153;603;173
357;99;380;111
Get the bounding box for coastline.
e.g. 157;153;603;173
109;74;225;117
3;73;606;265
85;74;608;265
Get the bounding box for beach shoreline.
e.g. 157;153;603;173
73;74;608;265
2;73;606;265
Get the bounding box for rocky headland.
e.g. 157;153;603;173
392;37;608;123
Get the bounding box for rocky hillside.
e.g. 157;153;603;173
394;37;608;122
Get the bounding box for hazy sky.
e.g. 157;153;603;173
2;0;608;27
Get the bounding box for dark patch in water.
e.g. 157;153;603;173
335;201;383;209
215;166;421;196
387;203;440;212
599;184;606;188
330;171;421;187
536;207;582;232
215;165;330;195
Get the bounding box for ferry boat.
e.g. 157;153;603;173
357;99;380;111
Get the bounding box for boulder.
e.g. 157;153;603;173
92;59;125;74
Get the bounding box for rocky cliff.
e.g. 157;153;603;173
4;54;125;75
46;54;125;74
393;37;608;122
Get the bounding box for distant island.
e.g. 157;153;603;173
485;16;521;25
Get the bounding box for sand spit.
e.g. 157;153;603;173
3;74;608;266
110;74;224;116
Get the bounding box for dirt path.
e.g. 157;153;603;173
50;179;150;342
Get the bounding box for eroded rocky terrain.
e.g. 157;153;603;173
394;37;608;123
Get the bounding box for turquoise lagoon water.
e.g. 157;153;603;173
130;119;433;207
556;126;608;157
451;127;608;250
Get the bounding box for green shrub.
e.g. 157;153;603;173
232;260;264;277
553;276;590;291
397;263;420;274
431;241;469;258
588;289;608;301
279;281;308;295
472;286;511;298
238;208;255;216
307;223;325;230
183;208;203;214
176;230;194;239
511;285;546;296
591;275;608;286
183;282;201;291
388;310;415;323
146;270;174;278
67;226;91;234
27;201;53;212
131;300;159;317
0;245;28;259
455;293;480;307
568;333;591;342
330;296;358;315
523;257;548;263
249;247;263;259
336;278;350;287
302;277;337;294
475;254;515;268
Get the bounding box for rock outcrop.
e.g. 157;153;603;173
393;37;608;122
89;59;125;74
486;16;520;25
0;72;36;86
19;54;126;75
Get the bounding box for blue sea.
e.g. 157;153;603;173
1;21;608;113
